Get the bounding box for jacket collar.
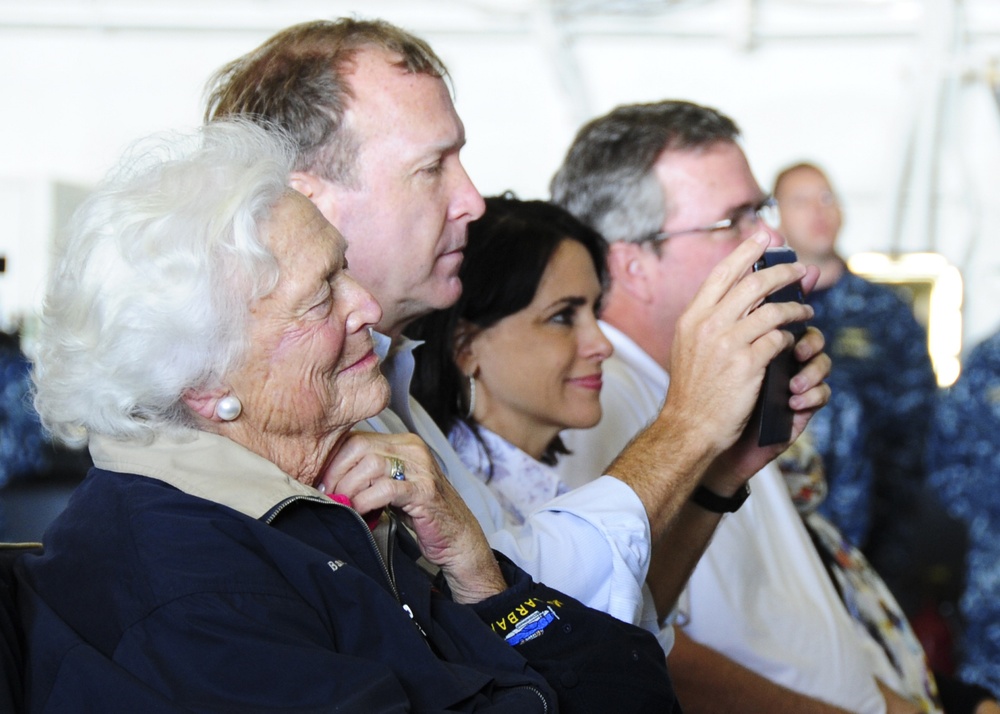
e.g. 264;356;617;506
88;430;327;520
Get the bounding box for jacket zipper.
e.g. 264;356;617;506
262;495;419;633
521;684;549;714
264;495;548;711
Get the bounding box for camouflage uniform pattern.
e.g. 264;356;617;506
799;385;873;545
807;270;937;574
0;336;50;489
927;329;1000;693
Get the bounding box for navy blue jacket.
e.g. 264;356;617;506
16;469;675;713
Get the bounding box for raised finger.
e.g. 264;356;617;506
732;299;814;355
706;261;811;336
685;232;771;313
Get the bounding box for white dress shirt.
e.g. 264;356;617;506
557;321;888;714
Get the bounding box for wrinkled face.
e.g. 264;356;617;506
229;192;389;449
312;49;485;338
465;240;612;457
647;141;783;325
774;166;842;263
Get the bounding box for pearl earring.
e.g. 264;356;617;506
215;395;242;422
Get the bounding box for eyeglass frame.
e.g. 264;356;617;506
638;195;780;245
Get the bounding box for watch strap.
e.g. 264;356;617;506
691;483;751;514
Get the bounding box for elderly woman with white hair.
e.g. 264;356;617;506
14;121;674;713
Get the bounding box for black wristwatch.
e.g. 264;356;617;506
691;483;751;514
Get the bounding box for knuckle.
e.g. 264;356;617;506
675;310;697;336
715;331;739;355
694;310;726;342
401;433;425;450
362;452;384;474
706;259;737;287
758;300;803;329
762;329;787;354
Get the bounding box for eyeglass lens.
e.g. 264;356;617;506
735;199;780;235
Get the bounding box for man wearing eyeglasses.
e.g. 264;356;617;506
552;101;924;713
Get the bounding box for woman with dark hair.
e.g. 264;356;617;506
410;195;612;524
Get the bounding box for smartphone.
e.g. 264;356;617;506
746;247;807;446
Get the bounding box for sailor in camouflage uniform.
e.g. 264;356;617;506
927;329;1000;694
774;162;937;593
0;330;51;489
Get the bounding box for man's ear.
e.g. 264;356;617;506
453;319;481;377
181;388;226;421
289;171;321;200
290;171;345;229
608;241;655;303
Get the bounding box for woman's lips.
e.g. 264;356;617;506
568;373;603;391
342;349;377;373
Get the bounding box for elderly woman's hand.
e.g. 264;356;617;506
319;432;507;604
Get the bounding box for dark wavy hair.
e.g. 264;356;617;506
409;194;608;469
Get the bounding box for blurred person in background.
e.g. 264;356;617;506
0;329;51;492
927;327;1000;700
773;162;937;603
0;327;93;542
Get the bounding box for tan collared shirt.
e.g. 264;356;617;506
89;430;328;520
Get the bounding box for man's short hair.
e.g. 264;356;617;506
772;161;829;198
550;100;740;244
204;18;449;186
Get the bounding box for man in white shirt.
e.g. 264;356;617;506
552;99;922;713
204;19;829;656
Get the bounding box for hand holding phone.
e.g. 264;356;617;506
746;247;807;446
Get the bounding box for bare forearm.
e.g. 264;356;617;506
667;630;853;714
646;503;722;617
606;408;721;541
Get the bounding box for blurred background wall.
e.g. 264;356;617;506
1;0;999;358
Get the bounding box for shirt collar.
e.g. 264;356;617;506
88;430;327;520
466;422;552;477
373;331;424;428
